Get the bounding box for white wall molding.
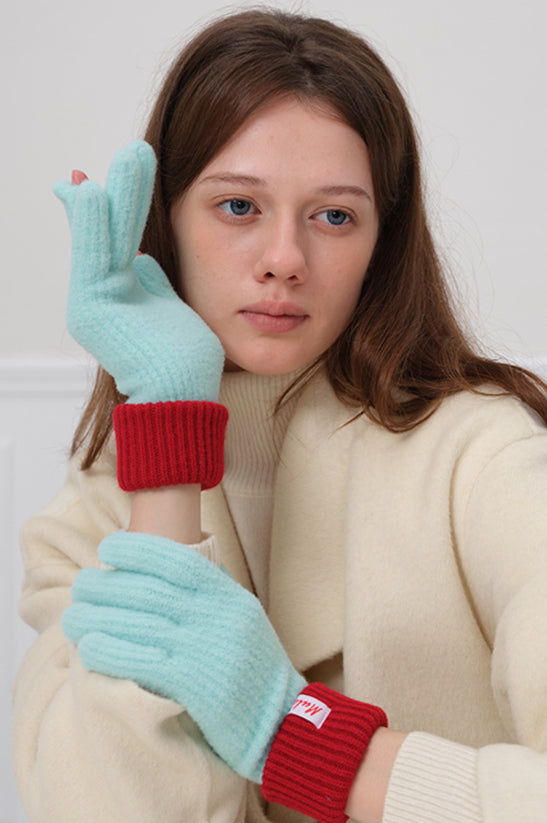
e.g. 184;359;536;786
1;353;544;395
0;356;93;397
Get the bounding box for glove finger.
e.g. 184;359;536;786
130;140;157;241
105;141;156;271
62;601;91;643
77;632;168;691
63;602;174;648
98;531;230;592
53;179;80;225
61;181;115;350
64;180;110;286
71;565;186;622
133;254;177;299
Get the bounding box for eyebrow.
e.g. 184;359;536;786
318;184;373;202
198;173;373;203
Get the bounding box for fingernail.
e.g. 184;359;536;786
71;170;88;185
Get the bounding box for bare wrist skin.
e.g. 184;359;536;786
345;727;407;823
128;484;202;545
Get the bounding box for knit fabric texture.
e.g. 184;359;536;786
113;400;228;490
62;531;306;783
219;369;302;604
54;140;225;405
262;682;388;823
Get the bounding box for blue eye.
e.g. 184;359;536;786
220;199;253;216
318;209;351;226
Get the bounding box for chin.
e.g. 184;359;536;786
223;348;314;376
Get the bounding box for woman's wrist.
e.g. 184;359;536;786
345;727;407;823
262;683;389;823
129;484;202;545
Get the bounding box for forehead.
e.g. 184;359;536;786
194;96;374;193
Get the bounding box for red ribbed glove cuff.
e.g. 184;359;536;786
262;683;388;823
113;401;228;491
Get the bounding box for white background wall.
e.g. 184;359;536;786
1;0;546;819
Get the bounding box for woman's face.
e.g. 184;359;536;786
171;97;379;374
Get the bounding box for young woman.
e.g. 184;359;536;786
13;9;547;823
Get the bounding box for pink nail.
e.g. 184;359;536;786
71;170;88;185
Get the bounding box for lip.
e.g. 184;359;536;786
240;301;308;317
239;301;308;333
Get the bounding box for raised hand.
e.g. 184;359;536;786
54;141;224;404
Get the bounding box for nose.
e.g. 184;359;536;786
253;215;308;284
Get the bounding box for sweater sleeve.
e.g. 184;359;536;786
12;449;251;823
383;409;547;823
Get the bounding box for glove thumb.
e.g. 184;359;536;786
53;179;81;225
133;254;178;299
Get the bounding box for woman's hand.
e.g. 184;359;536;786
54;140;224;404
62;531;306;782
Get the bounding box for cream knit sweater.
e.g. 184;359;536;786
13;369;547;822
220;370;300;606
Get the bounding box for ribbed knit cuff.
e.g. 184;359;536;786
113;401;228;491
382;732;481;823
262;683;388;823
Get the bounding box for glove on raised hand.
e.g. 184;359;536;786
54;140;224;405
54;142;228;490
62;530;306;782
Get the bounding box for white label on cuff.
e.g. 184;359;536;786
288;695;331;729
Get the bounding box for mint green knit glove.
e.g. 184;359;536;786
62;532;306;782
54;141;224;403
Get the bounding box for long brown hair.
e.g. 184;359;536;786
72;8;547;467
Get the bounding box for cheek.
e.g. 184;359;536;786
316;256;369;338
341;238;376;302
175;213;247;281
333;287;363;333
326;260;367;313
173;222;214;304
178;253;238;330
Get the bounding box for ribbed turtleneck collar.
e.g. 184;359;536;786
219;370;302;494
